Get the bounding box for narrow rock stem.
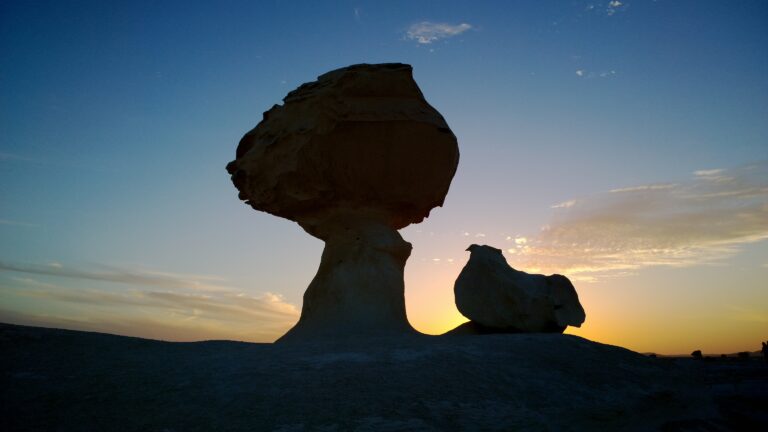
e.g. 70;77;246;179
277;216;416;342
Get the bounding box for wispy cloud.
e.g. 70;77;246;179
575;69;617;79
551;199;577;209
0;152;34;162
405;21;472;44
609;183;677;193
585;1;629;17
0;219;38;228
0;261;232;292
0;149;113;173
693;168;724;177
0;262;300;341
505;162;768;280
606;1;628;16
11;279;297;323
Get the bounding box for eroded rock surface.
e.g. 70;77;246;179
226;63;458;233
454;244;586;333
226;63;459;342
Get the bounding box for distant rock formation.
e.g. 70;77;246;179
226;63;460;342
452;244;585;333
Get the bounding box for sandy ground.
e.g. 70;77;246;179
1;323;765;431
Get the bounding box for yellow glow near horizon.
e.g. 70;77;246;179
402;252;768;355
1;243;766;355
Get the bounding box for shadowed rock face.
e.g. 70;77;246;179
454;244;586;333
226;63;459;342
226;63;459;235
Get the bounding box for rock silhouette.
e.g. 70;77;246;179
763;341;768;362
2;323;730;431
226;63;459;342
453;244;586;333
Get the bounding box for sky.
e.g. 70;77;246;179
1;0;766;355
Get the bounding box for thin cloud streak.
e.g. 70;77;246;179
0;219;39;228
0;265;300;341
551;200;576;209
405;21;472;44
694;168;725;177
0;261;232;292
0;152;35;162
575;69;617;79
609;183;676;193
506;162;768;280
14;283;298;323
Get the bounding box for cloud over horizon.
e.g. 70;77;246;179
0;261;234;292
507;162;768;281
405;21;472;44
0;262;299;342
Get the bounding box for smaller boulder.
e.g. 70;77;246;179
454;244;586;333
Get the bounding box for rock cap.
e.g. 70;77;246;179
226;63;460;235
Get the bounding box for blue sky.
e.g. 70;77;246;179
1;1;766;352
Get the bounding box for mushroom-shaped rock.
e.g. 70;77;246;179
454;244;585;333
226;63;459;342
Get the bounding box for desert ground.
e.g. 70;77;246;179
2;323;765;431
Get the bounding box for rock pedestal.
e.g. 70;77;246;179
278;211;415;342
226;64;460;342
